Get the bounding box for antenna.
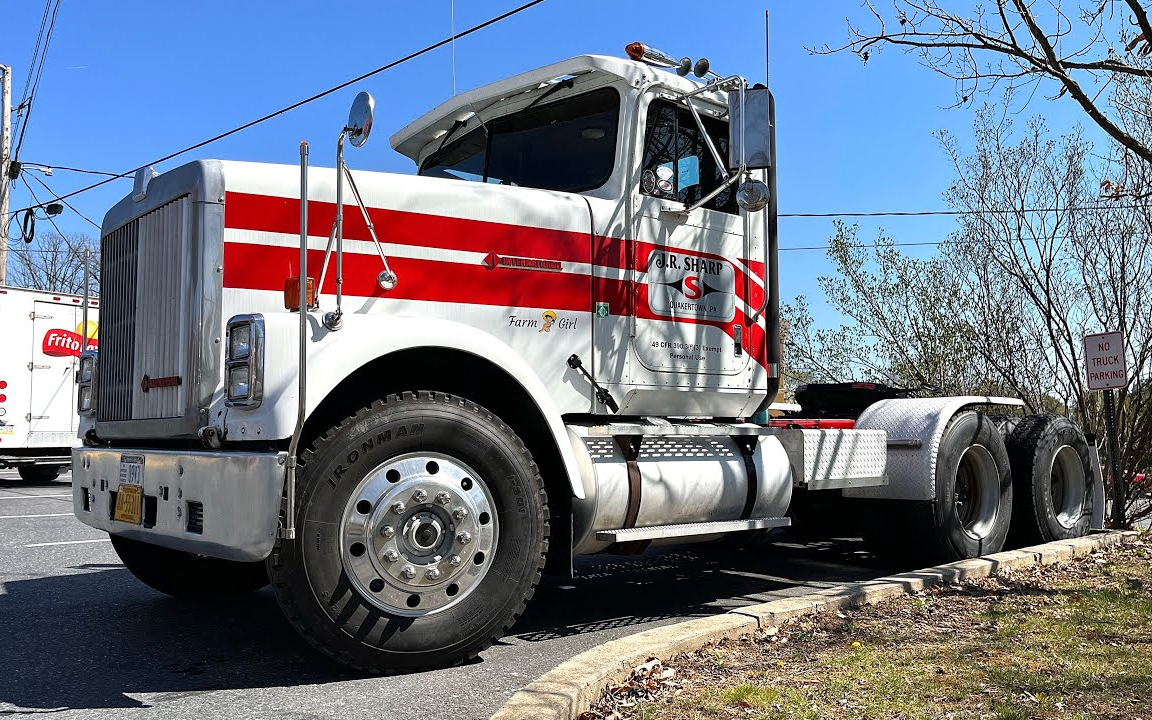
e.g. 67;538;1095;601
451;0;458;96
765;10;771;88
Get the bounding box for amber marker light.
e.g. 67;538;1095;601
284;276;316;311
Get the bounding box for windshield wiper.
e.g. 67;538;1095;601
436;118;469;153
524;78;574;112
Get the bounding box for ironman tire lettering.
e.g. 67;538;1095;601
267;391;548;673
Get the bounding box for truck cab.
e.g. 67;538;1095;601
70;46;1099;674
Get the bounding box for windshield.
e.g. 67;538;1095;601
419;86;620;193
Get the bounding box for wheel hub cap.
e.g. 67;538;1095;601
340;453;497;617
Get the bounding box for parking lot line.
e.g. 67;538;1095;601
0;513;74;519
0;494;72;500
25;538;111;548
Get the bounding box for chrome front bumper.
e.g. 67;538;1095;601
72;447;286;562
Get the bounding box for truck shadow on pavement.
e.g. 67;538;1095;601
0;535;896;711
512;536;896;642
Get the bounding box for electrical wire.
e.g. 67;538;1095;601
779;235;1073;252
19;162;125;178
26;172;101;229
7;0;548;217
21;176;73;243
14;1;52;126
13;0;62;158
779;202;1152;219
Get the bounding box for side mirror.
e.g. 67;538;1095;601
727;86;772;170
346;92;375;148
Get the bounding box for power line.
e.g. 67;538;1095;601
780;233;1078;253
8;0;548;218
21;176;72;243
20;162;125;178
15;1;52;116
14;0;62;158
26;172;100;229
778;202;1152;219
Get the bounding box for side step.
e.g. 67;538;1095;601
595;517;791;543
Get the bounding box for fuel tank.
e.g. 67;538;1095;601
567;427;792;555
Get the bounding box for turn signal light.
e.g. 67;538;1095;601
284;276;316;311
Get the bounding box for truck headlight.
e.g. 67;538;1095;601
227;366;251;399
225;314;264;407
78;385;93;413
78;354;95;384
227;323;252;362
76;349;97;416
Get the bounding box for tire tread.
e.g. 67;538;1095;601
266;390;549;674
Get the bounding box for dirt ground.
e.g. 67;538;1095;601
581;536;1152;720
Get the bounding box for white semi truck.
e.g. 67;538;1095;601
0;285;98;481
71;44;1102;672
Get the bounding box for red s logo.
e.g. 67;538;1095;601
682;276;703;300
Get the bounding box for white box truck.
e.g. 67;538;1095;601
0;285;98;482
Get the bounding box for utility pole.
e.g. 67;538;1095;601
1;64;11;286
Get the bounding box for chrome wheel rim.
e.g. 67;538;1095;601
340;452;498;617
1050;444;1087;530
953;444;1000;539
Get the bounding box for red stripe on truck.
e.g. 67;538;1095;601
224;192;594;264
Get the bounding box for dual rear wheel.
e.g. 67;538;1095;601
866;411;1097;563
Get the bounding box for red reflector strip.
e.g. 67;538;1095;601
766;419;857;430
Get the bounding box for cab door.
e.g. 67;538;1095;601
629;97;759;381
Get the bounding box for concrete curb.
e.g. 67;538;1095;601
489;531;1141;720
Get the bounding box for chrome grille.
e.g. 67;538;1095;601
97;196;193;422
96;221;139;422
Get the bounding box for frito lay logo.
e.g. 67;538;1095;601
42;321;99;358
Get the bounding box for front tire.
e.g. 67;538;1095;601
110;535;269;599
268;391;549;673
17;465;61;483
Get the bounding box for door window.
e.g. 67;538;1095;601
640;100;736;214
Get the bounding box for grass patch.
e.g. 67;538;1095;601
585;537;1152;720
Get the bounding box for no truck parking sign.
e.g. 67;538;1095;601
1084;331;1128;391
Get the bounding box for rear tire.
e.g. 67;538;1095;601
111;535;269;599
267;391;549;673
864;412;1013;564
929;411;1013;561
17;465;61;483
1006;414;1095;544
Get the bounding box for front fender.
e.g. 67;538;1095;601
223;312;585;499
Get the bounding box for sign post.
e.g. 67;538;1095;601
1083;331;1128;528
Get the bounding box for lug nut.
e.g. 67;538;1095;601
380;525;396;538
383;549;399;562
426;567;442;580
401;565;416;579
391;501;406;515
435;491;452;505
448;555;462;566
453;507;468;521
412;488;428;503
456;531;472;545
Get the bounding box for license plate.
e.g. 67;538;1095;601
113;455;145;524
118;454;144;487
113;484;143;524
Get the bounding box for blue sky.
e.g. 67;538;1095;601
4;0;1091;322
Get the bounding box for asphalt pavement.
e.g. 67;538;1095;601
0;469;899;720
